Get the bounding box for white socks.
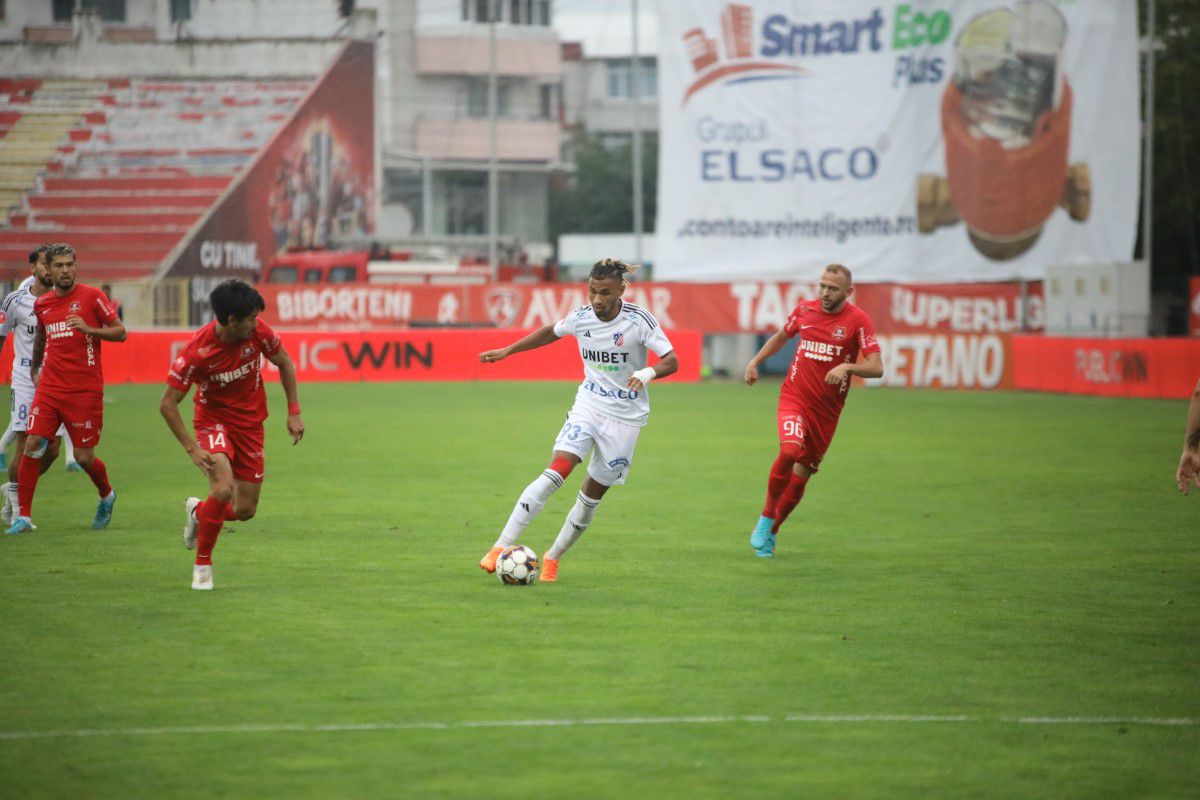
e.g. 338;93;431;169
494;468;565;548
546;492;601;560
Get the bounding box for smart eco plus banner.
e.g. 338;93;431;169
656;1;1139;282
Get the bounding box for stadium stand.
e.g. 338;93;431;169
0;77;309;282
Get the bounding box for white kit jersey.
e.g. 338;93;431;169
553;301;673;427
0;276;40;391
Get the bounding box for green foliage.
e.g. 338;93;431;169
550;131;658;242
0;382;1197;798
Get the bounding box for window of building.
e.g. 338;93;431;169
328;266;358;284
84;0;127;22
467;80;511;118
605;58;657;99
52;0;74;21
443;171;487;235
533;0;549;25
170;0;191;23
538;83;559;120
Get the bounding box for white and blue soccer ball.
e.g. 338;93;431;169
497;545;539;585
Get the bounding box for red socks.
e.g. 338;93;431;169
16;454;40;518
772;473;809;533
761;447;801;518
82;458;112;498
195;495;233;566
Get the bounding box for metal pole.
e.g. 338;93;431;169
630;0;643;265
423;155;433;239
487;0;499;280
1141;0;1156;272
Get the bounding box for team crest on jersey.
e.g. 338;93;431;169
69;301;80;312
832;326;847;340
242;345;254;357
613;332;625;346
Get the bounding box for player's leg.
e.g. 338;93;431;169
60;424;80;472
61;395;115;528
229;479;262;522
7;398;63;533
481;410;593;573
2;390;27;522
542;415;637;581
772;462;814;534
752;396;812;556
192;454;236;591
0;408;15;471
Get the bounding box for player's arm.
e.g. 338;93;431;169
159;385;216;472
265;346;304;445
745;328;791;385
479;324;560;363
825;351;884;384
65;315;126;342
1177;378;1200;495
627;350;679;390
30;324;45;386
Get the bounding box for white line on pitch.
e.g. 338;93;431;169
0;714;1196;741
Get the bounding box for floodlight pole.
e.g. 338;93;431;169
488;0;499;280
631;0;644;266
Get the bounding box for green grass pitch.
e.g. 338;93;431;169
1;381;1196;798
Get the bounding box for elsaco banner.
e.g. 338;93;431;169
656;1;1139;282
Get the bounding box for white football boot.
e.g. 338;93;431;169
192;564;214;591
182;497;201;550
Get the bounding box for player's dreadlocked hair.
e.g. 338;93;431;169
590;257;640;286
46;243;76;262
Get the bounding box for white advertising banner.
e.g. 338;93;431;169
655;1;1140;282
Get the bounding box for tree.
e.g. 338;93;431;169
549;131;658;243
1142;0;1200;333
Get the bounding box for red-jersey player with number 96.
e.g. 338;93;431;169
6;243;126;535
743;264;883;558
159;280;304;591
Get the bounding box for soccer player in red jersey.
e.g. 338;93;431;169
159;280;304;590
743;264;884;557
6;243;126;535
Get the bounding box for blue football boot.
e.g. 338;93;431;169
750;515;774;552
93;492;116;530
6;516;34;535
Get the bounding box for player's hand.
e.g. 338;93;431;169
627;376;647;391
479;348;509;363
825;364;851;385
287;414;305;445
1177;450;1200;494
65;315;94;335
188;446;216;472
744;363;759;385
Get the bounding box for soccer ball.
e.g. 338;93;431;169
496;545;539;585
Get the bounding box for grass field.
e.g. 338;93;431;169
0;381;1196;798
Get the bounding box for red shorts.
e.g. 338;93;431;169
195;423;265;484
776;394;840;473
28;391;104;448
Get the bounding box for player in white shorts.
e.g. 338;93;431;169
477;258;679;581
0;247;74;524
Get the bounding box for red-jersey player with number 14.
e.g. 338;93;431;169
744;264;883;557
159;280;304;591
6;243;126;535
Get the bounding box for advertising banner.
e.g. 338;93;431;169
1012;336;1200;399
0;329;701;385
161;40;375;279
656;1;1140;282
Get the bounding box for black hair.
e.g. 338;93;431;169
28;245;49;265
589;257;640;286
210;279;266;325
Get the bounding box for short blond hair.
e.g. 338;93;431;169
823;263;852;285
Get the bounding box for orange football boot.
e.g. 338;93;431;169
479;546;503;574
540;555;559;582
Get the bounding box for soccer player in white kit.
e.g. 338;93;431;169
0;247;76;524
477;258;679;581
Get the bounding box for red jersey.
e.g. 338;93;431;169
780;299;880;420
33;283;121;397
166;319;282;430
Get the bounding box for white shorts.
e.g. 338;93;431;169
552;404;641;487
9;383;34;433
